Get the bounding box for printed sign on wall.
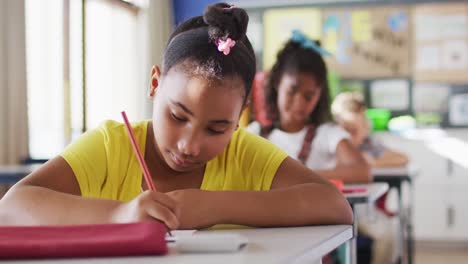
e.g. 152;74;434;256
412;3;468;83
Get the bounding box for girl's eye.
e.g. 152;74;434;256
303;91;316;101
207;128;225;135
171;112;186;122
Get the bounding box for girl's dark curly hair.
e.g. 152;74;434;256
162;3;256;104
261;39;331;135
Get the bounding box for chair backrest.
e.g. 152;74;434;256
252;71;272;126
21;157;48;165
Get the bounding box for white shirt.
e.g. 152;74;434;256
246;122;351;170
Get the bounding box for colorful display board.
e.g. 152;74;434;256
263;8;321;70
322;6;410;78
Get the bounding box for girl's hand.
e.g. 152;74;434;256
111;190;180;230
166;189;218;229
362;152;376;166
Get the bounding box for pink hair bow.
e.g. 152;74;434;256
217;38;236;55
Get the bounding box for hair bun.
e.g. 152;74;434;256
203;3;249;42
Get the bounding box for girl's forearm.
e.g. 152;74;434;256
211;183;353;227
0;185;121;226
316;164;372;183
373;151;409;168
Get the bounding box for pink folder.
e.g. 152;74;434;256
0;221;168;259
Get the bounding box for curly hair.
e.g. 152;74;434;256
261;39;331;134
331;92;366;122
162;3;256;104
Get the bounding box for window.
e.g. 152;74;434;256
25;0;65;158
84;0;147;130
25;0;149;159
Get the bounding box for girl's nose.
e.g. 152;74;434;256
292;94;308;112
177;131;201;157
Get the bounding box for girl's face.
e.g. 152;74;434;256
276;72;321;129
150;67;245;172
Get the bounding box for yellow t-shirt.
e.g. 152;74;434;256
61;120;288;202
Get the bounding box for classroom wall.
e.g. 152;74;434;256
0;0;28;164
0;0;29;165
172;0;219;25
237;0;468;128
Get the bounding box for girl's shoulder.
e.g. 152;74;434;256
315;122;350;139
98;119;149;130
245;121;261;135
95;119;150;138
228;126;287;155
317;122;347;133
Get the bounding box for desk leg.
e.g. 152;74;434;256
407;181;414;264
348;204;357;264
397;184;404;264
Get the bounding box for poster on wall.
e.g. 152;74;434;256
449;94;468;126
263;8;321;70
322;6;410;78
412;2;468;83
412;83;451;113
370;79;410;110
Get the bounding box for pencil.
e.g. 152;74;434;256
121;111;172;236
121;111;156;191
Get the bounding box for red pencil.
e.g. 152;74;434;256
121;111;155;191
121;111;172;236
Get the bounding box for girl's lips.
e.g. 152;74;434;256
170;152;195;168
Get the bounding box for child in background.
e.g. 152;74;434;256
332;92;404;264
0;3;352;229
332;92;409;168
247;30;371;184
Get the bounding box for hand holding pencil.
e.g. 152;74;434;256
115;111;179;233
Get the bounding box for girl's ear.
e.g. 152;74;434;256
148;65;161;99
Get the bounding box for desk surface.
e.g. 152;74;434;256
344;182;389;204
3;225;352;264
0;164;39;184
372;164;419;178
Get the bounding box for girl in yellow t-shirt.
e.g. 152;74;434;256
0;3;351;229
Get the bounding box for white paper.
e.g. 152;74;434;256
441;41;468;70
415;14;468;41
414;14;441;41
370;79;409;110
416;45;440;70
413;83;450;112
449;94;468;125
165;229;197;242
441;14;468;39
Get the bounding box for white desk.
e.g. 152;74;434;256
0;164;38;184
1;225;353;264
344;182;389;264
344;183;389;205
372;164;419;178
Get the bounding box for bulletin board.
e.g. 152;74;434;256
321;6;410;79
412;3;468;83
263;8;322;71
